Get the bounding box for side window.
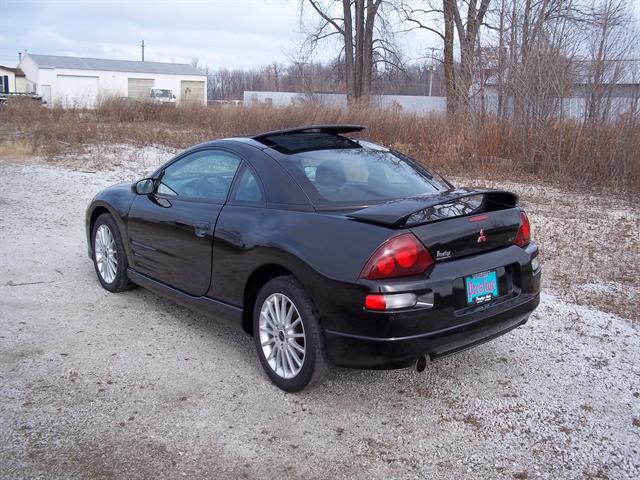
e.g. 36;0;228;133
231;166;264;204
157;149;241;201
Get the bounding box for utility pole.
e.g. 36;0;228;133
426;47;438;96
141;39;145;62
428;65;435;96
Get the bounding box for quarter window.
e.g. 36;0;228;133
232;166;264;204
158;149;241;201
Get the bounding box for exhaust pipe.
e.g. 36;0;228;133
415;355;429;373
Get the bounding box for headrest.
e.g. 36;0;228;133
315;160;346;188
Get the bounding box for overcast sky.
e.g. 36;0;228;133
0;0;307;68
0;0;438;70
1;0;638;71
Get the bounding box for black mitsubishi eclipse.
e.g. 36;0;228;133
86;125;541;391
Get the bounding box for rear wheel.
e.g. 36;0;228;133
92;213;134;292
253;276;328;392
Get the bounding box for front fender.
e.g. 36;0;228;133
85;182;136;260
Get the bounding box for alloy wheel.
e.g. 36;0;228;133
94;224;118;284
258;293;306;379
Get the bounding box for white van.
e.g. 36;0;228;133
150;88;176;104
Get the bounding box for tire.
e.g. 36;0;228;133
91;213;135;293
253;275;328;392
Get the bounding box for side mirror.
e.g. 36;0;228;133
134;178;155;195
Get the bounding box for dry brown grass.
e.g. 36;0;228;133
1;97;638;194
0;139;33;159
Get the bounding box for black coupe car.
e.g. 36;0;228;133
86;125;541;391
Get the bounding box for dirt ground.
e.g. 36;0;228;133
1;146;639;479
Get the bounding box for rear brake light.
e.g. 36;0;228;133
514;211;531;247
360;233;433;280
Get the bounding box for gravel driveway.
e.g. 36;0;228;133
1;154;639;479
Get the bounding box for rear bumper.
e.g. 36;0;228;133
324;290;539;370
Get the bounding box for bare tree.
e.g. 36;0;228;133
583;0;637;123
302;0;400;102
401;0;490;113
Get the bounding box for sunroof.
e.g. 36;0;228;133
256;132;361;154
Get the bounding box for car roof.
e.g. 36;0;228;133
153;126;394;209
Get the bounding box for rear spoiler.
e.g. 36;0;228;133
347;188;519;227
252;124;365;139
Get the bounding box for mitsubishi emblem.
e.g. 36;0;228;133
477;229;487;243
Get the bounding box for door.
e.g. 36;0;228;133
180;80;205;104
56;75;99;107
41;85;52;105
128;78;155;101
126;149;242;296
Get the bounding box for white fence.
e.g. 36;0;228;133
244;89;638;120
243;91;447;115
481;91;639;121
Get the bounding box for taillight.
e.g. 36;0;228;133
360;233;433;280
514;211;531;247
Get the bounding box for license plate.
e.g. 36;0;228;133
465;270;498;305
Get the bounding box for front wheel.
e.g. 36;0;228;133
253;276;328;392
91;213;135;292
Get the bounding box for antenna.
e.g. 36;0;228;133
141;39;145;62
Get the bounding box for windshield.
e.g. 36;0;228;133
276;147;447;207
153;89;172;98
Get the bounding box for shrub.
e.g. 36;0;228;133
1;98;637;194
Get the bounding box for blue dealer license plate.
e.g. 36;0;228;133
465;270;499;305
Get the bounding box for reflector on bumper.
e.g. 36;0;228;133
365;293;419;311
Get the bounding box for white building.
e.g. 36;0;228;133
18;54;207;107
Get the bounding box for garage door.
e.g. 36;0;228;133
128;78;155;101
180;80;205;105
56;75;99;108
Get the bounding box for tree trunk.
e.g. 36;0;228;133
459;39;474;112
508;0;519;122
354;0;365;100
457;0;490;113
443;0;456;114
342;0;356;102
362;0;378;101
497;0;506;121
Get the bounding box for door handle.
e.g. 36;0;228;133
194;222;210;238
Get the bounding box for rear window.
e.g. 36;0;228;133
276;147;446;207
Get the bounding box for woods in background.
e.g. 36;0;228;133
207;0;638;122
3;1;637;195
203;0;638;187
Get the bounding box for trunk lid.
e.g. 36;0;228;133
347;188;521;261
